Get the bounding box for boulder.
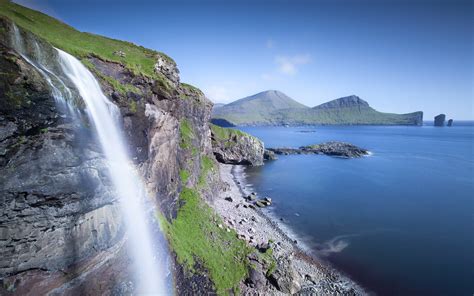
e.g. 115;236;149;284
224;196;233;202
247;193;257;201
246;263;267;289
154;56;180;87
113;50;126;57
434;114;446;126
268;257;301;294
447;119;453;126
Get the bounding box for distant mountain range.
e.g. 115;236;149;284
211;90;423;126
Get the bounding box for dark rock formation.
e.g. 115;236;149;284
210;124;264;166
264;149;277;160
447;119;453;126
268;141;369;158
434;114;446;126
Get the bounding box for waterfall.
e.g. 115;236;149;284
10;24;78;118
9;24;170;294
57;49;169;294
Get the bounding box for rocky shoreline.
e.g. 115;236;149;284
209;164;368;295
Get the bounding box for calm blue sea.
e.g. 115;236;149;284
240;123;474;296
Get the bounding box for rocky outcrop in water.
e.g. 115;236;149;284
264;149;277;160
447;119;453;126
210;124;264;165
268;141;369;158
434;114;446;126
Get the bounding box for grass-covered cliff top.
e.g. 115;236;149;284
210;123;248;140
0;0;174;78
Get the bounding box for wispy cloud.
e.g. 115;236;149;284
204;85;230;103
275;54;311;75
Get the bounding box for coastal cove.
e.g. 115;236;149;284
238;124;474;295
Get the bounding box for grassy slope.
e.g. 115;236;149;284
162;120;251;295
0;0;173;78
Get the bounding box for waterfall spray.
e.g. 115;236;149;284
57;49;168;294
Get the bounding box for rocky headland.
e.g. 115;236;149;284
267;141;369;158
210;123;264;166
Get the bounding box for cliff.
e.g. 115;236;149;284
0;2;250;294
210;124;264;166
212;91;423;126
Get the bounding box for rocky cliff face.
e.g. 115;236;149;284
434;114;446;126
0;16;220;294
210;124;264;166
0;17;124;281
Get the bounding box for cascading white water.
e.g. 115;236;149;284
10;23;170;293
55;49;168;294
10;24;78;118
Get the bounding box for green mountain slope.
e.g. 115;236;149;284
212;90;309;125
212;93;423;126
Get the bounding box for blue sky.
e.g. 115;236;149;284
16;0;473;119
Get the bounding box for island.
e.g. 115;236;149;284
212;90;423;126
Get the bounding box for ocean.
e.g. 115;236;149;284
239;123;474;295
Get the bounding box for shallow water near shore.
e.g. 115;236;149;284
240;123;474;295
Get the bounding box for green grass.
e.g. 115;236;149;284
161;187;250;295
179;169;190;184
0;0;174;79
198;155;215;188
181;83;203;96
210;124;247;140
179;119;194;149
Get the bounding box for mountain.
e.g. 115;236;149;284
212;92;423;126
212;90;309;125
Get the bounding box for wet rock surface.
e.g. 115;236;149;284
268;141;369;158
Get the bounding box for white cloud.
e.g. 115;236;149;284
275;54;311;75
204;85;231;103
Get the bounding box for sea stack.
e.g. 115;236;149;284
447;119;453;126
434;114;446;126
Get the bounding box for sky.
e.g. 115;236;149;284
15;0;474;120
